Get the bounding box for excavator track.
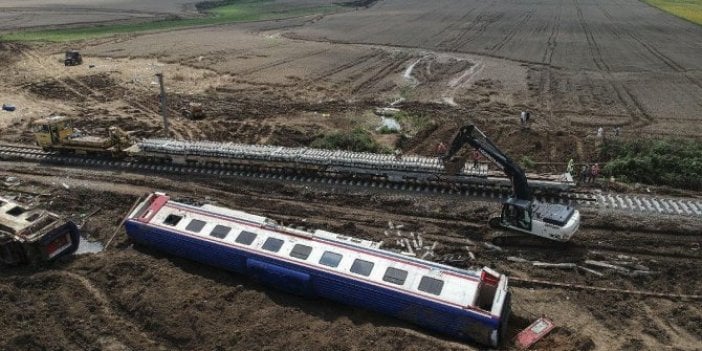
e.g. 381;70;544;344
1;143;701;220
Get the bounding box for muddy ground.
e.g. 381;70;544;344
1;165;701;351
1;0;702;350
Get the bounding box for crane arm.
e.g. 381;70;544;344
442;125;532;201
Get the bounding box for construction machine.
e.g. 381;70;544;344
32;116;133;157
64;50;82;66
442;125;580;242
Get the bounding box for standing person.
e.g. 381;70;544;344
436;141;447;157
590;163;600;183
566;158;574;177
472;149;482;169
525;111;531;128
580;164;589;184
394;148;403;161
597;127;604;138
614;126;621;137
520;111;527;128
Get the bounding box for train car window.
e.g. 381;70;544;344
350;259;374;276
186;219;206;233
6;206;26;216
235;230;257;245
290;244;312;260
383;267;408;285
262;237;284;252
418;276;444;295
319;251;343;267
210;225;231;239
163;214;182;226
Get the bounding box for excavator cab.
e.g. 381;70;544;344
501;198;532;231
32;116;73;149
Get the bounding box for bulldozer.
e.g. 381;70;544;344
32;116;133;157
64;50;82;66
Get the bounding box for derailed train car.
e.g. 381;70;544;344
124;192;511;346
0;196;80;265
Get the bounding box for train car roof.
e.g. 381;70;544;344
0;197;59;238
128;193;501;316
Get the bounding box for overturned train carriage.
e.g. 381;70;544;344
0;196;80;265
124;193;511;346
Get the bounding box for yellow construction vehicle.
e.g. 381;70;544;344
32;116;133;157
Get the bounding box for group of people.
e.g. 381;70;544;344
578;162;600;184
597;126;622;138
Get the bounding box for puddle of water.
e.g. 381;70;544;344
75;237;104;255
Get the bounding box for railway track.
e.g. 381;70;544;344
1;144;701;219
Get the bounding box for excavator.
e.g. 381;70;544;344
442;125;580;242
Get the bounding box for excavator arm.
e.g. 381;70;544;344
442;125;532;201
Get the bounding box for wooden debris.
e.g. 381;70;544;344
532;262;577;269
577;266;604;277
483;242;503;252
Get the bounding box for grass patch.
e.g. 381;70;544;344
311;128;390;153
393;111;431;135
1;0;341;42
644;0;702;25
600;138;702;190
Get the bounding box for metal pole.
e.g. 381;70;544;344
155;73;169;136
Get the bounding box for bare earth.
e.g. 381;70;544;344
1;0;701;350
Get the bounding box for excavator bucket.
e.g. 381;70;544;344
442;156;467;175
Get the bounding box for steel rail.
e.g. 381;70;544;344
1;144;701;219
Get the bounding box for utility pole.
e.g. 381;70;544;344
155;73;170;137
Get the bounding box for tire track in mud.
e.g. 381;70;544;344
301;51;384;89
596;2;685;73
574;0;609;72
436;1;501;53
542;4;561;65
20;47;187;139
571;0;656;127
489;10;535;53
350;55;411;94
432;5;483;48
33;270;163;349
234;48;330;77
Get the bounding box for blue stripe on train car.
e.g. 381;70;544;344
124;220;501;345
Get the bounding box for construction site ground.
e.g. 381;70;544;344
1;0;702;350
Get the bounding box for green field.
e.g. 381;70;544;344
644;0;702;25
0;0;341;42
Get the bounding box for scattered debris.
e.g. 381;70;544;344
515;316;556;350
77;207;102;229
62;183;70;189
584;260;630;274
374;107;401;116
4;176;20;187
577;266;604;277
483;242;503;252
532;262;577;269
